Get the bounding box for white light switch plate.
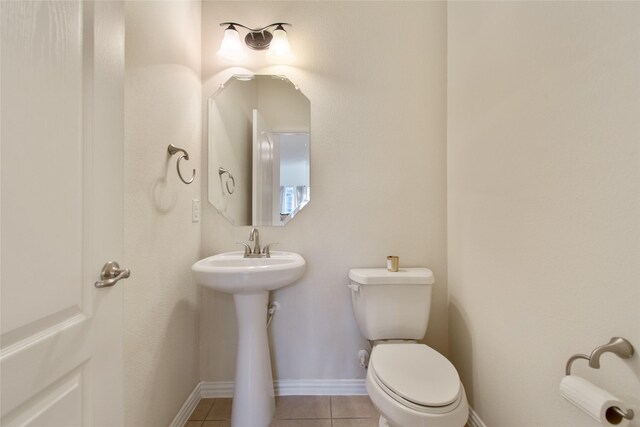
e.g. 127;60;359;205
192;199;200;222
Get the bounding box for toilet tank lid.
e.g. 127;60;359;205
348;268;435;285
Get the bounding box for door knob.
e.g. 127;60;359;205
95;261;131;288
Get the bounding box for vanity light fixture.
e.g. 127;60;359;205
218;22;293;63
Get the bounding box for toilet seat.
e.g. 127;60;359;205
369;343;462;414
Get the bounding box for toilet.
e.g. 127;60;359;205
348;268;469;427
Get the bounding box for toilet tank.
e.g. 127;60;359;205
348;268;434;341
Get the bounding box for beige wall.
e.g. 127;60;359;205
124;1;201;426
447;2;640;426
200;1;447;382
258;78;310;133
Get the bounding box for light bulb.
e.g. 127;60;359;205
217;25;245;62
266;25;293;63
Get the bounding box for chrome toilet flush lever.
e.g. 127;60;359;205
238;228;277;258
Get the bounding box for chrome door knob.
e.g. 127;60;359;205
95;261;131;288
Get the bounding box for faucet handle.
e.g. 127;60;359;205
236;242;252;257
262;242;278;258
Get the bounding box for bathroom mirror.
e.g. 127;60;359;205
208;75;310;226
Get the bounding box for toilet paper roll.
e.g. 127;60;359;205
560;375;631;426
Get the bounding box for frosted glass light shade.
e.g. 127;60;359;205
218;27;245;62
266;27;293;63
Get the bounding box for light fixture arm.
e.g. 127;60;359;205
219;22;292;33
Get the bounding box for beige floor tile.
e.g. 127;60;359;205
275;396;331;419
189;398;215;421
270;420;332;427
332;419;379;427
184;421;203;427
206;398;232;420
202;421;231;427
330;396;378;419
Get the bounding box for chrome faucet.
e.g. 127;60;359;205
249;227;261;255
239;228;277;258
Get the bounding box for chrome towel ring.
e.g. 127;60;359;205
168;144;195;184
219;167;236;194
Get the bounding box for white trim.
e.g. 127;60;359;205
276;379;367;396
467;406;487;427
168;382;202;427
172;380;482;427
201;381;234;398
200;379;367;399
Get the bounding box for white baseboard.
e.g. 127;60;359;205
172;380;484;427
168;381;202;427
200;380;234;398
468;406;487;427
275;379;367;396
200;379;367;398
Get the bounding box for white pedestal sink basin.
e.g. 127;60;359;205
192;251;306;427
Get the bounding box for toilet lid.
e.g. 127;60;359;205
370;344;461;407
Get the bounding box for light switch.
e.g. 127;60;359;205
192;199;200;222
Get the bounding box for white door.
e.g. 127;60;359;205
252;109;274;225
1;1;125;426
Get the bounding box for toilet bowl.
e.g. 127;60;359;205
366;343;469;427
348;268;469;427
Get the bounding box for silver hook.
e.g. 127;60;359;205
218;167;235;194
168;144;195;185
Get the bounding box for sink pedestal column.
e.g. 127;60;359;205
231;291;275;427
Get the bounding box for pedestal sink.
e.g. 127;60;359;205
192;251;306;427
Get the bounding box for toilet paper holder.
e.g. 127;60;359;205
565;337;635;421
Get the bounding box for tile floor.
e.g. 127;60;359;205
185;395;379;427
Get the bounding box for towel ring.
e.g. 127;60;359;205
168;144;195;185
218;167;235;194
